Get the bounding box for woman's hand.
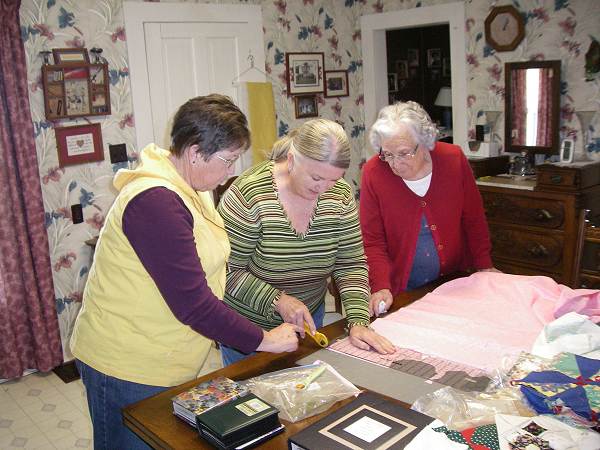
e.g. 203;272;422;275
368;289;393;317
256;323;301;353
275;292;315;337
349;325;395;354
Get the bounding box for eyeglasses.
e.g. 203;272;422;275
378;143;419;163
215;154;239;168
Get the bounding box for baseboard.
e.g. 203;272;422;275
52;360;80;383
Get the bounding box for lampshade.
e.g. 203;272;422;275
434;87;452;107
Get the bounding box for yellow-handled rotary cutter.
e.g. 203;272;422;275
304;323;328;347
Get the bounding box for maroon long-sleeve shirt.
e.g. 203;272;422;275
122;187;263;353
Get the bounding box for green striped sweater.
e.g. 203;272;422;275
218;160;370;330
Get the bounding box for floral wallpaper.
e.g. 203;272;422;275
19;0;600;359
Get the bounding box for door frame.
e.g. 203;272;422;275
361;2;468;153
123;2;264;150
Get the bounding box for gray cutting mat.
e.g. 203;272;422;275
296;349;444;405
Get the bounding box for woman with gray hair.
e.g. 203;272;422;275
218;118;394;365
361;101;496;316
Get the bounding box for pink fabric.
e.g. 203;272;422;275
371;272;600;372
0;0;63;379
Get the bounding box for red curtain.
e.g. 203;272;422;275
0;0;63;379
536;67;553;147
510;69;527;146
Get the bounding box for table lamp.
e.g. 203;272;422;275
435;86;452;129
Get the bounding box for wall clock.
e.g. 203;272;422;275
484;5;525;52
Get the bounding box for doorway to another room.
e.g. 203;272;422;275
361;2;467;153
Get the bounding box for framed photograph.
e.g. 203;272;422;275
54;123;104;167
407;48;419;67
442;57;451;77
52;47;89;65
396;60;409;79
427;48;442;68
286;52;325;95
294;94;318;119
387;73;398;92
324;70;349;97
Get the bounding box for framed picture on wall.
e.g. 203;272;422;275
324;70;349;97
286;52;325;95
387;73;398;92
407;48;419;67
52;48;90;65
54;123;104;167
294;94;319;119
427;48;442;68
442;57;451;77
396;60;409;79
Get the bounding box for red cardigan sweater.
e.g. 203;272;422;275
360;141;492;296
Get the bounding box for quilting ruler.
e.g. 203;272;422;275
328;337;490;392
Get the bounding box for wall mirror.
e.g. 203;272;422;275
504;60;561;155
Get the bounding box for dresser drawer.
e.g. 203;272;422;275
490;226;563;269
579;272;600;289
581;239;600;272
536;169;579;189
482;192;565;229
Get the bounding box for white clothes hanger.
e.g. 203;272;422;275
231;50;269;86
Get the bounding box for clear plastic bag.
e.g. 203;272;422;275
411;385;535;431
411;352;551;430
243;360;361;423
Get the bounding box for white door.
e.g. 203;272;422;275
124;3;266;150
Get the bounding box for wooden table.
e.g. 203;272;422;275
123;278;456;449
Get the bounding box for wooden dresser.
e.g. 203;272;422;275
473;161;600;288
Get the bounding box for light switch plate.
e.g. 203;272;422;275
109;143;128;164
71;204;83;224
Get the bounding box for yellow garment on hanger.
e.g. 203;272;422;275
245;82;277;164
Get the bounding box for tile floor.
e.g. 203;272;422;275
0;307;342;449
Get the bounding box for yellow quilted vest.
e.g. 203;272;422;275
70;144;230;386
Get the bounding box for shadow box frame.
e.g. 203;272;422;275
42;63;111;121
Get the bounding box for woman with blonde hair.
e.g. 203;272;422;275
218;118;394;365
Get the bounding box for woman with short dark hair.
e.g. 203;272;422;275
70;94;300;450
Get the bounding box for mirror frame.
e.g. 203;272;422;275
504;60;561;155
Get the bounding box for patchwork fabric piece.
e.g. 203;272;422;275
512;353;600;423
433;424;500;450
463;424;500;450
507;433;551;449
522;421;547;436
495;413;600;450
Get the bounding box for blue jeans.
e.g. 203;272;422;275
221;302;325;366
76;360;168;450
